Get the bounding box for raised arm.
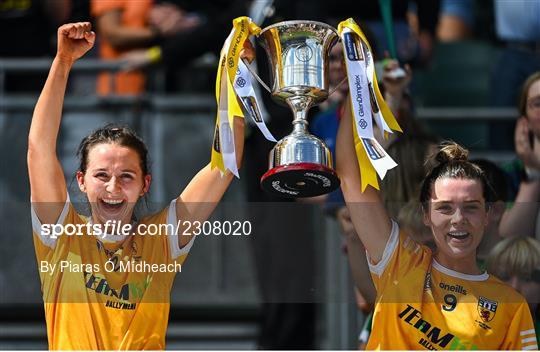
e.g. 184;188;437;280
174;43;253;247
335;98;392;264
175;117;244;247
28;22;95;224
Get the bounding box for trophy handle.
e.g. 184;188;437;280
328;77;347;97
241;58;272;94
327;37;348;97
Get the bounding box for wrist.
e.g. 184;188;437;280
54;55;75;68
523;166;540;182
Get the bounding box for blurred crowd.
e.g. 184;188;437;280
1;0;540;349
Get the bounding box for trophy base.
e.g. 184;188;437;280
260;163;340;198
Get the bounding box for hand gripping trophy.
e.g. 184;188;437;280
211;17;401;198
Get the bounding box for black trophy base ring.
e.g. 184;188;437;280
260;163;340;198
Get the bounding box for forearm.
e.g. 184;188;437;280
344;231;376;304
499;180;540;237
336;99;379;203
28;57;72;153
105;27;156;50
177;117;244;222
336;97;391;262
98;13;157;50
28;57;70;210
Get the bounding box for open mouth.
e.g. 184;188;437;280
447;231;470;242
99;198;126;214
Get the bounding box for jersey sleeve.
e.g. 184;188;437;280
31;194;74;260
500;300;537;350
367;220;431;293
165;199;195;265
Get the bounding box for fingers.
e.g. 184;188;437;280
84;30;96;46
515;118;530;142
57;22;95;61
240;41;256;63
59;22;92;39
515;117;533;158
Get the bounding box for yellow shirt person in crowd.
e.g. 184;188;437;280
336;99;537;349
27;22;245;350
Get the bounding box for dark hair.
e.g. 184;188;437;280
470;159;509;202
76;124;149;176
419;141;495;208
518;71;540;117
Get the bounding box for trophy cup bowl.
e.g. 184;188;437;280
253;20;341;198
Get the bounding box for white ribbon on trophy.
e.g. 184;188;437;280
233;60;277;142
340;27;397;179
217;32;239;177
362;42;393;139
341;28;374;140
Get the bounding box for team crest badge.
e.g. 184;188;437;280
477;296;498;322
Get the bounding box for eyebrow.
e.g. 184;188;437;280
92;168;137;173
432;200;482;204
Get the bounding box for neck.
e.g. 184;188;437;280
434;251;482;275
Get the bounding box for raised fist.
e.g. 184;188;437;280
57;22;96;64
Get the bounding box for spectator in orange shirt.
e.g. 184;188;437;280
92;0;155;95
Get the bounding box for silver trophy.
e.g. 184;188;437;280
246;20;342;198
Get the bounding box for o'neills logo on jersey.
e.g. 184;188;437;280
398;304;478;350
439;282;467;295
478;296;498;322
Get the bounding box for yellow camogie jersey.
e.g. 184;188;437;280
366;221;537;350
31;197;193;350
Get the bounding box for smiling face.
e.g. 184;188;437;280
423;177;489;272
76;143;151;226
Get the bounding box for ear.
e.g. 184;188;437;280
141;174;152;196
76;171;86;193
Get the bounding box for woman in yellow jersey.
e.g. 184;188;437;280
28;22;246;350
336;102;537;349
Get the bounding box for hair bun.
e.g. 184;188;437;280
435;141;469;164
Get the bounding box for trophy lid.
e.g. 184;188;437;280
259;20;338;36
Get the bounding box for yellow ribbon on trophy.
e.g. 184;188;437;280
211;17;261;176
338;18;402;191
